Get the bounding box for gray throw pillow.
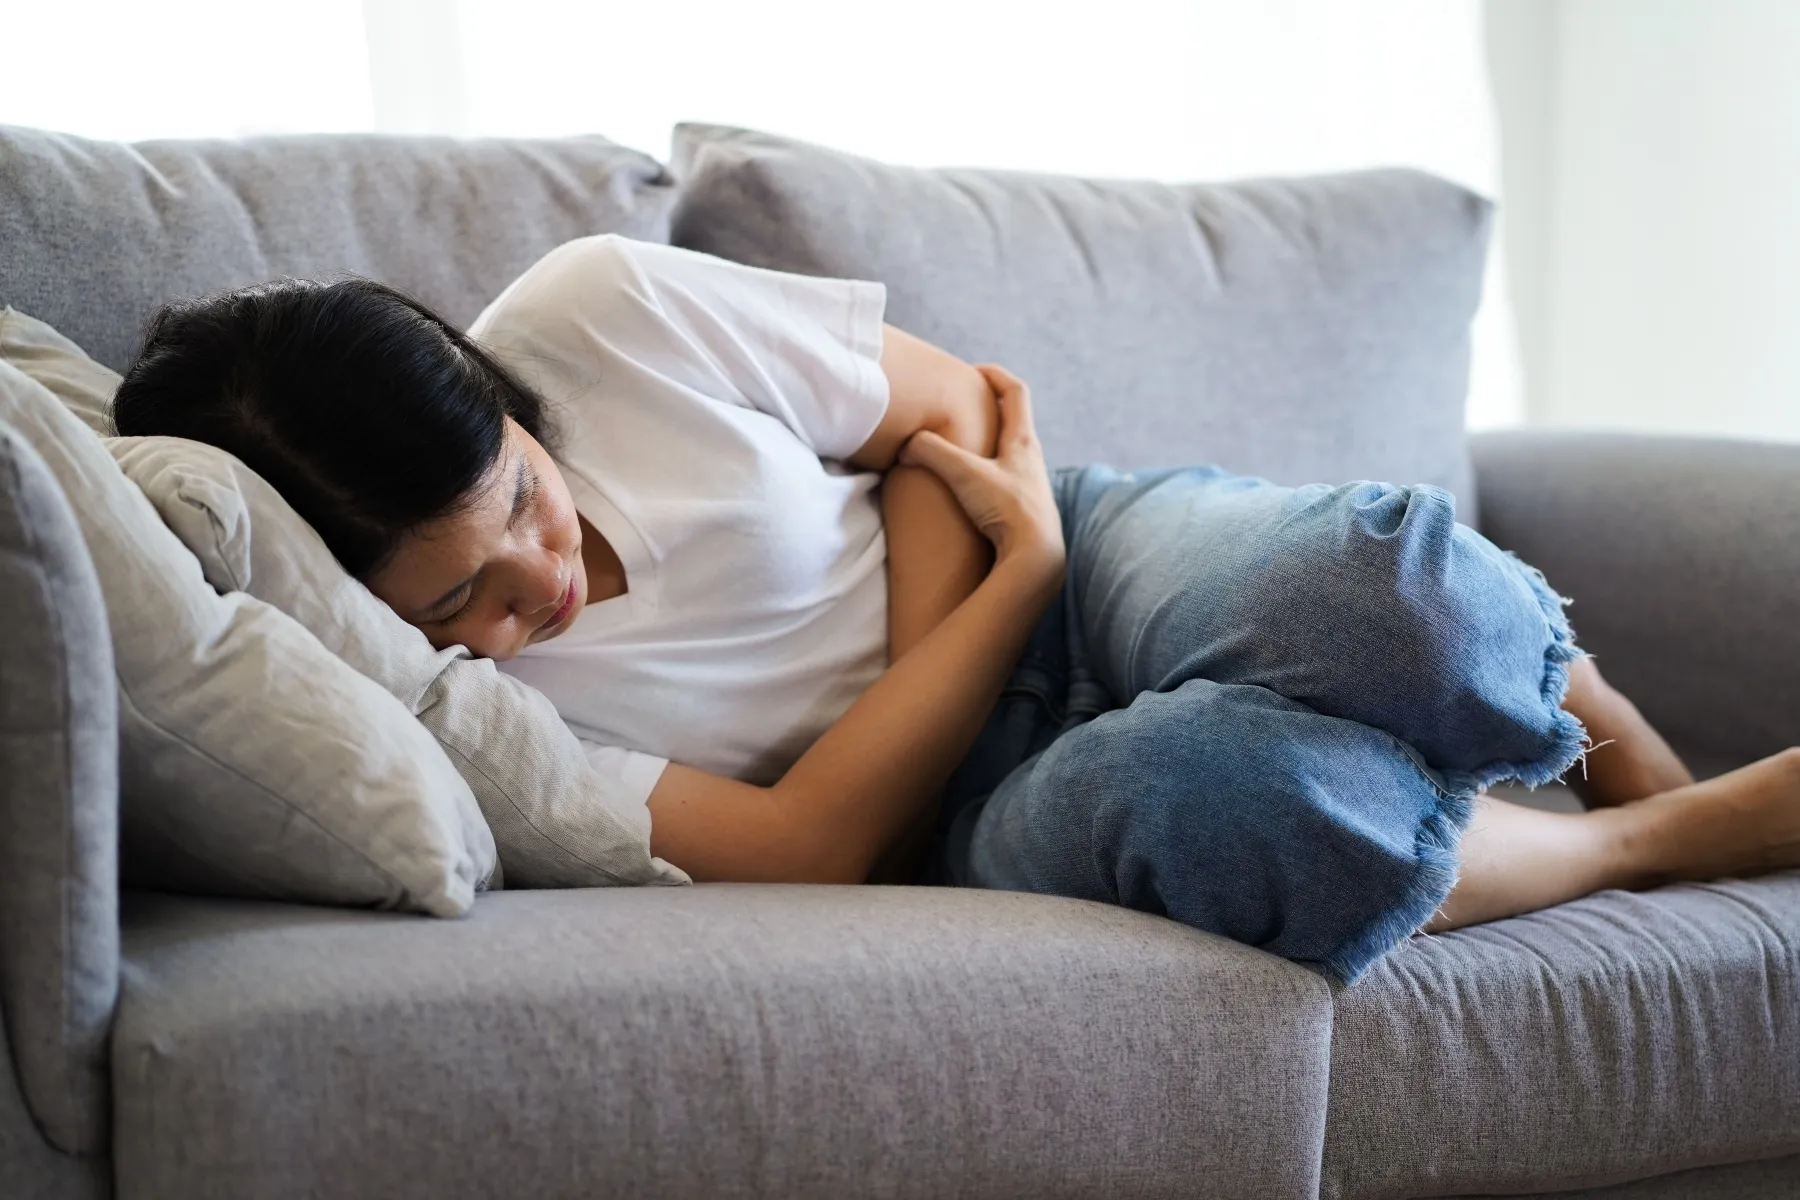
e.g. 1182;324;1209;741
0;359;496;915
670;124;1491;514
110;437;691;890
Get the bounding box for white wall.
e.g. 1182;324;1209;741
1489;0;1800;442
4;0;1523;428
444;0;1524;429
0;2;373;139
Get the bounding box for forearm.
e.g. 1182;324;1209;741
776;553;1060;883
870;422;998;883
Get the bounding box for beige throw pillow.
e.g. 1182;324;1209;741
0;307;117;434
0;358;496;914
112;435;690;890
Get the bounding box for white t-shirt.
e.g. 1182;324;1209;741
468;235;892;816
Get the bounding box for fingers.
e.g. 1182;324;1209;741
897;427;988;485
974;364;1038;450
975;363;1024;400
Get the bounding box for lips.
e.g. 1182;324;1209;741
543;578;576;631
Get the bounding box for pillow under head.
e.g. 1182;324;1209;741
111;435;690;890
0;356;496;914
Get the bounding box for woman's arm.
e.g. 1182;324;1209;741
646;367;1062;884
852;324;1001;661
858;326;1001;882
647;553;1059;883
861;464;977;882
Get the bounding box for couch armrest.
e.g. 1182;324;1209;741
1471;430;1800;769
117;886;1332;1200
0;421;117;1164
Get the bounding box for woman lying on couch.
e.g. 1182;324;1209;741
108;235;1800;984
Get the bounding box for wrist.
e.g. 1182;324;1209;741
992;539;1065;597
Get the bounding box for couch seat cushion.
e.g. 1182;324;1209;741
115;885;1332;1200
1323;872;1800;1199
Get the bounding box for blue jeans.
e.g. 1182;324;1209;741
921;464;1585;984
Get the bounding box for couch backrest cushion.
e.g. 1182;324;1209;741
671;125;1490;512
0;422;117;1158
0;125;678;372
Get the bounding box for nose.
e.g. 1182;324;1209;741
513;546;567;618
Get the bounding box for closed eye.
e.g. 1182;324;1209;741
426;584;476;625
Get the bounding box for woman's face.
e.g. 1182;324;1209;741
368;416;587;661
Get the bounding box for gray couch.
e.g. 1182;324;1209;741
2;123;1796;1200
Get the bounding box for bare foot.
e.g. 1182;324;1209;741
1620;748;1800;886
1560;656;1694;808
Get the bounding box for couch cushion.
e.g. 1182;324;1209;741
670;124;1489;513
115;886;1332;1200
1322;872;1800;1199
0;1014;108;1200
1473;430;1800;776
1511;1153;1800;1200
0;424;116;1157
0;124;677;372
0;307;119;433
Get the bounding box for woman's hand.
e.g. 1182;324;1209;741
897;364;1066;579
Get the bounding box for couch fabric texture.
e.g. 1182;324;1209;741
1324;871;1800;1198
113;887;1332;1200
0;125;679;373
0;424;117;1158
2;122;1798;1200
1472;430;1800;771
670;123;1488;517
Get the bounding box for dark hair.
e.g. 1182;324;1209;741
112;277;552;579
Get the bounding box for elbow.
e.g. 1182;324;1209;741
754;846;868;887
668;841;868;887
802;857;871;886
931;370;1001;458
785;829;874;886
760;787;878;885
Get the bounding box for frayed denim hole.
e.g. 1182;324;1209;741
1319;734;1480;986
1388;735;1463;803
1445;549;1588;795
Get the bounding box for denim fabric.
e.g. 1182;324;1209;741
924;465;1585;984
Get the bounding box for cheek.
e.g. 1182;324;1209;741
448;612;528;662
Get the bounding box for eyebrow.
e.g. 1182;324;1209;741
507;455;537;528
418;456;536;621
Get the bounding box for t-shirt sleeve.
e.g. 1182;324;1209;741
479;236;891;461
577;738;670;838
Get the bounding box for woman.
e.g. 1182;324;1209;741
112;235;1800;983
